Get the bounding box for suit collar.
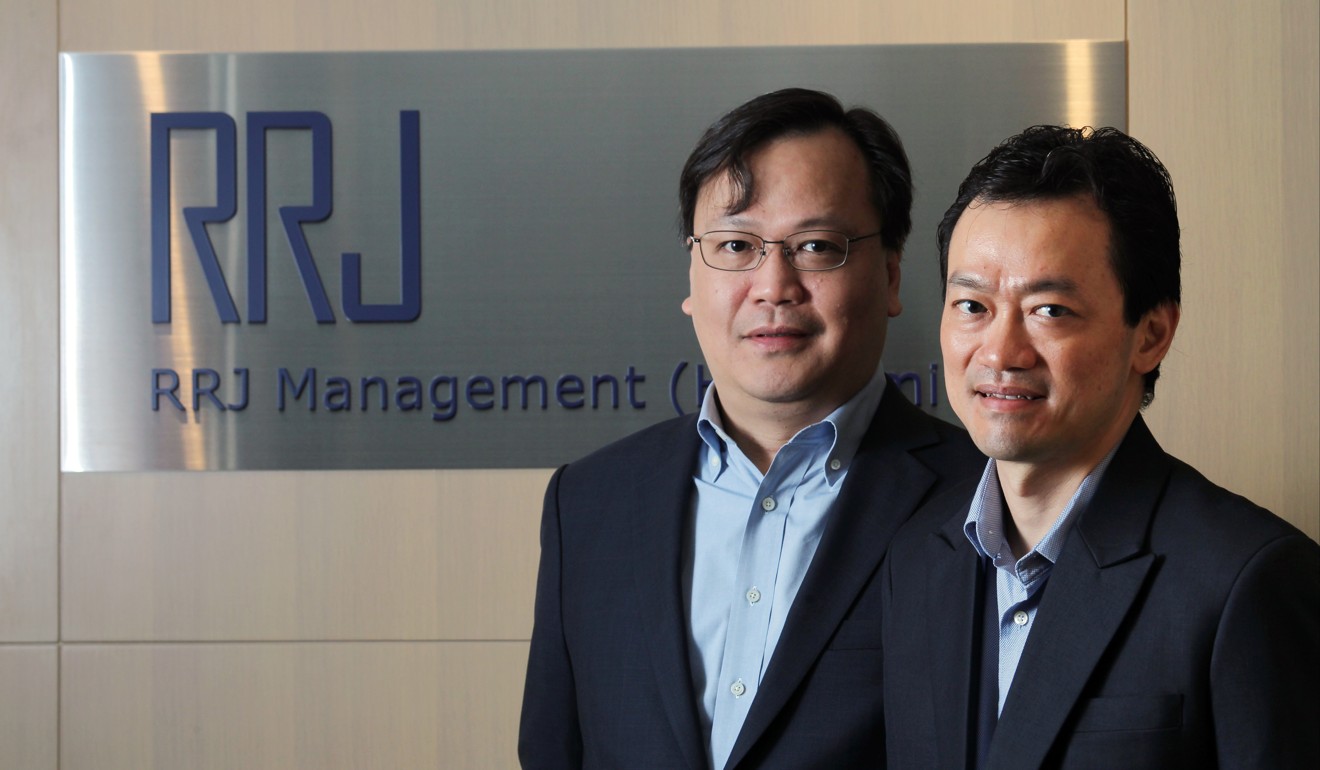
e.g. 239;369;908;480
983;416;1172;769
1071;416;1173;567
936;414;1170;567
929;490;984;768
727;380;944;768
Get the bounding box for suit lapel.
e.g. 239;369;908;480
985;418;1172;769
927;503;983;769
631;417;708;770
726;385;942;768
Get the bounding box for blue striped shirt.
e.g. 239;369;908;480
685;368;887;770
963;444;1118;715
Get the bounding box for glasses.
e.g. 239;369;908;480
688;229;881;272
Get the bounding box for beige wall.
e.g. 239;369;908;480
1;0;1314;767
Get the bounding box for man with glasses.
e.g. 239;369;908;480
520;88;981;769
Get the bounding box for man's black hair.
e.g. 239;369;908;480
678;88;913;253
937;125;1181;401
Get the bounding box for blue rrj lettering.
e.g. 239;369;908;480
150;110;422;324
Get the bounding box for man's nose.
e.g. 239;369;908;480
976;314;1037;371
749;242;806;304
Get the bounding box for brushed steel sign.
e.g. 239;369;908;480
60;44;1125;470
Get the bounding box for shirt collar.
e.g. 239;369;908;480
963;441;1121;571
696;365;888;484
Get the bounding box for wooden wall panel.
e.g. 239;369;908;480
1130;0;1320;539
58;0;1123;52
0;647;57;770
1280;0;1320;539
61;642;527;770
0;0;58;642
62;470;548;640
35;0;1320;766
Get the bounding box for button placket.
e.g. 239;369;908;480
709;471;794;765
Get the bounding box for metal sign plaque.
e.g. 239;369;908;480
60;44;1125;471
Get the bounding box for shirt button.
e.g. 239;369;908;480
730;679;746;697
829;458;842;471
746;587;761;605
1013;610;1029;626
761;496;776;512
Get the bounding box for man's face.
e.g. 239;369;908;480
941;195;1175;476
681;128;902;426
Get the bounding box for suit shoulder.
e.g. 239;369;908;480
554;414;698;489
1152;454;1319;565
884;396;983;472
882;479;980;577
916;411;982;466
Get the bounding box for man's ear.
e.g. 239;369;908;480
1133;301;1180;375
886;250;903;318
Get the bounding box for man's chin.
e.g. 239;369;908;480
969;432;1046;465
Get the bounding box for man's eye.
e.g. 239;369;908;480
1034;304;1071;318
952;299;986;314
718;239;756;254
797;239;844;254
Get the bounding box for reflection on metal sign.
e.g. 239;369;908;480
60;44;1125;471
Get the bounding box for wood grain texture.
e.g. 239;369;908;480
0;647;58;770
61;642;527;770
0;0;59;643
1131;0;1320;539
62;470;549;640
58;0;1123;52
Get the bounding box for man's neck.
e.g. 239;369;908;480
720;406;824;474
714;390;866;474
708;372;882;474
993;413;1137;559
994;461;1090;559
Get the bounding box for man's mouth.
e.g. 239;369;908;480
747;325;811;340
976;387;1044;401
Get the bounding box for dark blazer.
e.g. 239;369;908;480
882;416;1320;769
520;380;982;769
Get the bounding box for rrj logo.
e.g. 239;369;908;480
150;110;421;324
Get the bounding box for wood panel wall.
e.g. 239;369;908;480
1;0;1313;767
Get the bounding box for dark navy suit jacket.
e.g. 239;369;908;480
882;416;1320;769
519;380;981;769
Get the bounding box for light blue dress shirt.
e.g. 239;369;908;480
963;444;1118;715
684;368;887;770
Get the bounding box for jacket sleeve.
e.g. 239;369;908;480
1211;532;1320;768
518;465;584;768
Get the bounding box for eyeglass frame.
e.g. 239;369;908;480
686;229;883;272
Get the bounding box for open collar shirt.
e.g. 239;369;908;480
963;443;1119;715
684;367;887;770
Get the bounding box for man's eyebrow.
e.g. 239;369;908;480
711;215;852;232
708;215;755;231
793;216;851;231
946;273;990;291
946;273;1080;295
1022;277;1080;295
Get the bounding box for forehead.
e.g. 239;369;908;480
694;128;873;227
947;195;1118;293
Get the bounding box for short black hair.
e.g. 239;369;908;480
936;125;1181;402
678;88;913;253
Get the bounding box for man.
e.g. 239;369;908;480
520;88;980;769
882;125;1320;769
